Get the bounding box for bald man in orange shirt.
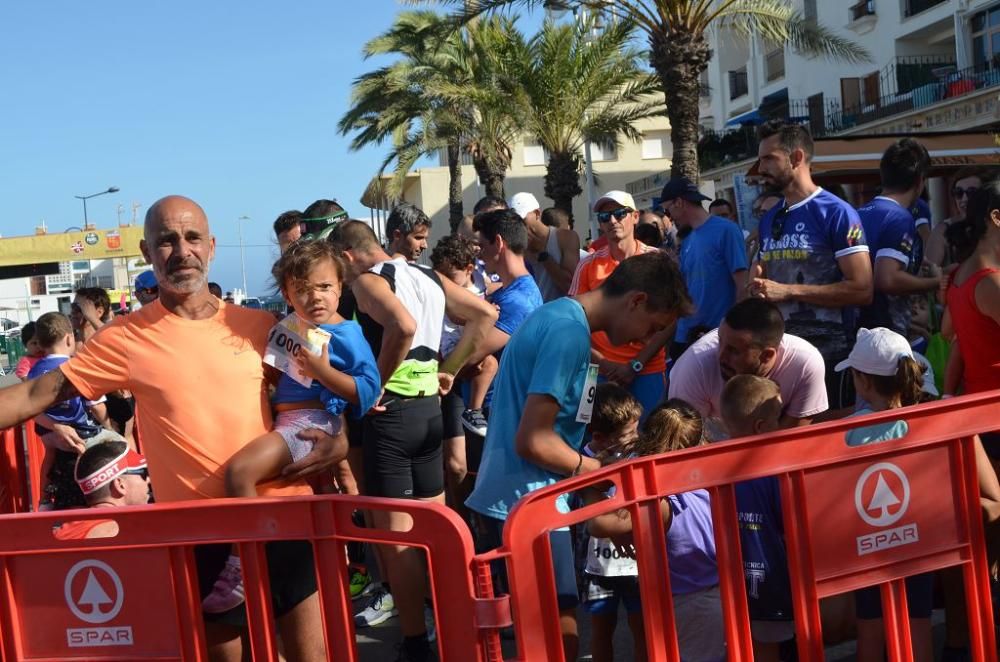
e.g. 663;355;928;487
0;195;342;661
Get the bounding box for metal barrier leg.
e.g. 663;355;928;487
0;557;22;660
710;484;754;662
24;425;42;511
781;473;824;661
239;541;279;661
312;536;358;662
473;558;505;662
171;546;209;661
959;437;999;662
629;493;681;662
881;579;914;662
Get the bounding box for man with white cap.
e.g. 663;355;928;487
569;190;673;417
509;192;580;301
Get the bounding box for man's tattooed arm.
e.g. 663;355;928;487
0;368;80;429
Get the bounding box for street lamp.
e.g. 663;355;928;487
74;187;120;225
237;215;250;298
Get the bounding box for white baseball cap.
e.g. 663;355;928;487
508;192;541;220
593;190;636;212
835;327;914;376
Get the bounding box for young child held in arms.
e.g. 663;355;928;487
202;239;380;613
586;392;725;662
28;312;124;510
720;375;793;662
430;235;498;437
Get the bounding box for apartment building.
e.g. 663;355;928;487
361;115;673;248
697;0;1000;219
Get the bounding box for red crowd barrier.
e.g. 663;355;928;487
0;495;505;661
0;424;36;515
0;393;998;660
483;392;1000;662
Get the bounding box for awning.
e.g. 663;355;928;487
746;131;1000;179
726;109;762;127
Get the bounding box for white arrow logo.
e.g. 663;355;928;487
64;560;124;624
855;462;910;528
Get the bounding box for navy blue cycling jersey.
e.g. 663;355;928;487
736;476;793;621
857;196;924;335
757;188;869;361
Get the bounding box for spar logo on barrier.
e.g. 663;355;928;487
64;559;133;648
854;462;919;556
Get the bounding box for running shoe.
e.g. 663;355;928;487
349;567;373;600
354;586;397;627
461;409;489;437
202;554;246;614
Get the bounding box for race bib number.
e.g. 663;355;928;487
576;363;599;424
263;314;331;388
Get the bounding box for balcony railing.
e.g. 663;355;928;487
765;49;785;82
904;0;947;18
886;54;956;95
700;60;1000;171
850;0;876;21
729;68;748;100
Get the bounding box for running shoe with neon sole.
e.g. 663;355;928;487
202;554;246;614
349;567;373;600
354;586;397;627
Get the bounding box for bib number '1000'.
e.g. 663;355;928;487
263;313;332;388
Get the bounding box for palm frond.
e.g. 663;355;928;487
712;0;872;64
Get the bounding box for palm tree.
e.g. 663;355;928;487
435;0;871;183
513;16;662;212
339;12;523;230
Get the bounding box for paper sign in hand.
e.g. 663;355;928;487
263;314;332;388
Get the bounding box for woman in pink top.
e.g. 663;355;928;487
945;181;1000;396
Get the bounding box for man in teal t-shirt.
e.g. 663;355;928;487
467;251;692;661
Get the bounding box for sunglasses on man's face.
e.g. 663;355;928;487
124;467;148;480
138;287;158;296
596;208;633;224
770;206;790;241
952;187;980;200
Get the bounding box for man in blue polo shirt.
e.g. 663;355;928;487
751;121;873;407
857;138;941;336
660;176;748;359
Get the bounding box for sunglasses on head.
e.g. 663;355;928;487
952;187;980;199
770;206;790;241
596;208;633;224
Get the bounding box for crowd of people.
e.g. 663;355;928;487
0;119;999;662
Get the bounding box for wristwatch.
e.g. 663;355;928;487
629;359;644;373
537;251;550;263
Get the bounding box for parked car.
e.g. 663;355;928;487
242;297;263;310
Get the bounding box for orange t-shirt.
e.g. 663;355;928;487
568;243;666;374
60;300;310;503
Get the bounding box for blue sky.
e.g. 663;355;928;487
1;1;519;297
